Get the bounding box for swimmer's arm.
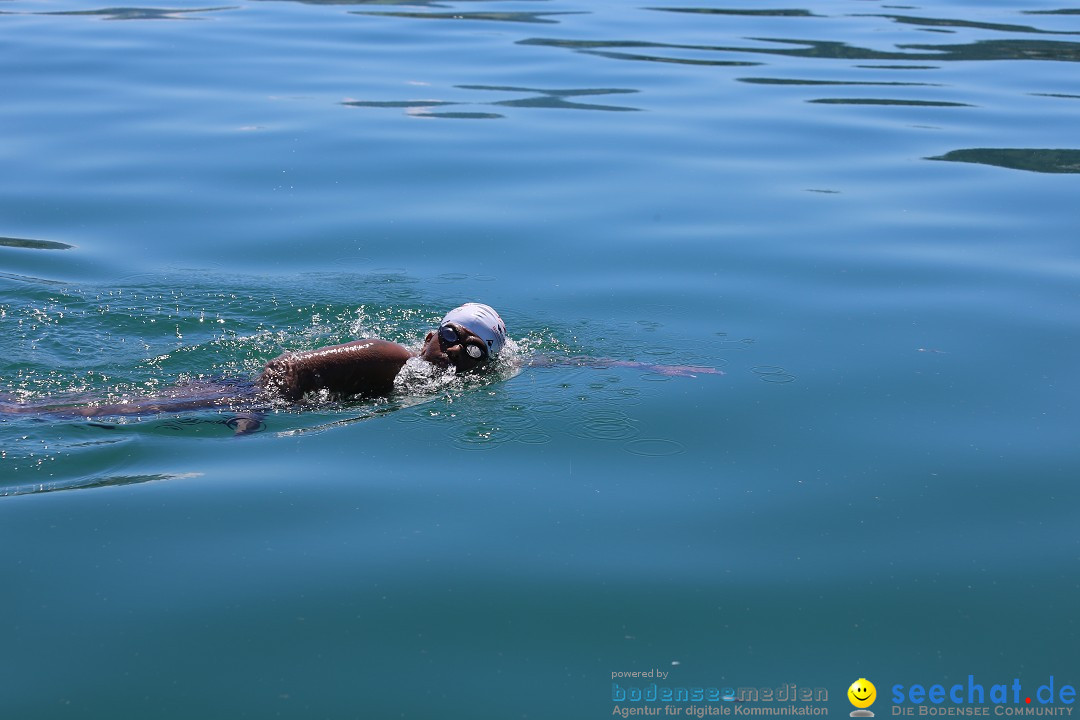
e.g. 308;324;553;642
2;393;264;436
524;355;721;378
258;339;413;401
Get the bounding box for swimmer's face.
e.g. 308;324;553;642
421;322;490;373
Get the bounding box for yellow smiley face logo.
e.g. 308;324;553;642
848;679;876;709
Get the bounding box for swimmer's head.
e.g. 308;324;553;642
440;302;507;358
421;302;507;372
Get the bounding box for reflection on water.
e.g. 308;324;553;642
646;7;819;17
350;10;583;24
864;13;1080;36
36;6;236;20
518;38;764;67
511;6;1079;122
0;237;73;251
254;0;511;5
927;148;1080;173
522;36;1080;65
345;85;640;117
901;38;1080;61
808;97;972;106
341;96;504;118
737;77;940;87
463;85;638;111
0;470;204;497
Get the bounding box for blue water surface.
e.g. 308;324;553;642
2;1;1079;717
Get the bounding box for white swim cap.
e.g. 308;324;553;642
441;302;507;357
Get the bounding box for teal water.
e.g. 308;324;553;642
2;1;1079;717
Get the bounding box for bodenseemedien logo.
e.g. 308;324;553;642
849;679;877;717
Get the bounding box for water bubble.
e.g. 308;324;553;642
451;423;514;450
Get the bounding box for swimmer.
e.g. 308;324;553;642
258;301;507;401
0;302;507;422
1;301;717;429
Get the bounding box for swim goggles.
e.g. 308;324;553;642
439;323;488;360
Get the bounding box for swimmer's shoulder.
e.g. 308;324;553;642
265;338;412;365
260;338;414;400
293;338;412;364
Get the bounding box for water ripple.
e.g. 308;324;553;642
351;10;584;24
0;236;73;251
521;36;1080;65
646;7;820;18
738;77;941;87
450;421;515;449
570;409;640;441
926;148;1080;173
864;13;1080;36
0;470;204;497
751;365;797;384
36;6;237;20
808;98;973;107
624;438;684;457
253;0;508;5
899;38;1080;62
344;84;641;117
459;85;640;112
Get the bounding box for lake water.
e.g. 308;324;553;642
2;0;1078;717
